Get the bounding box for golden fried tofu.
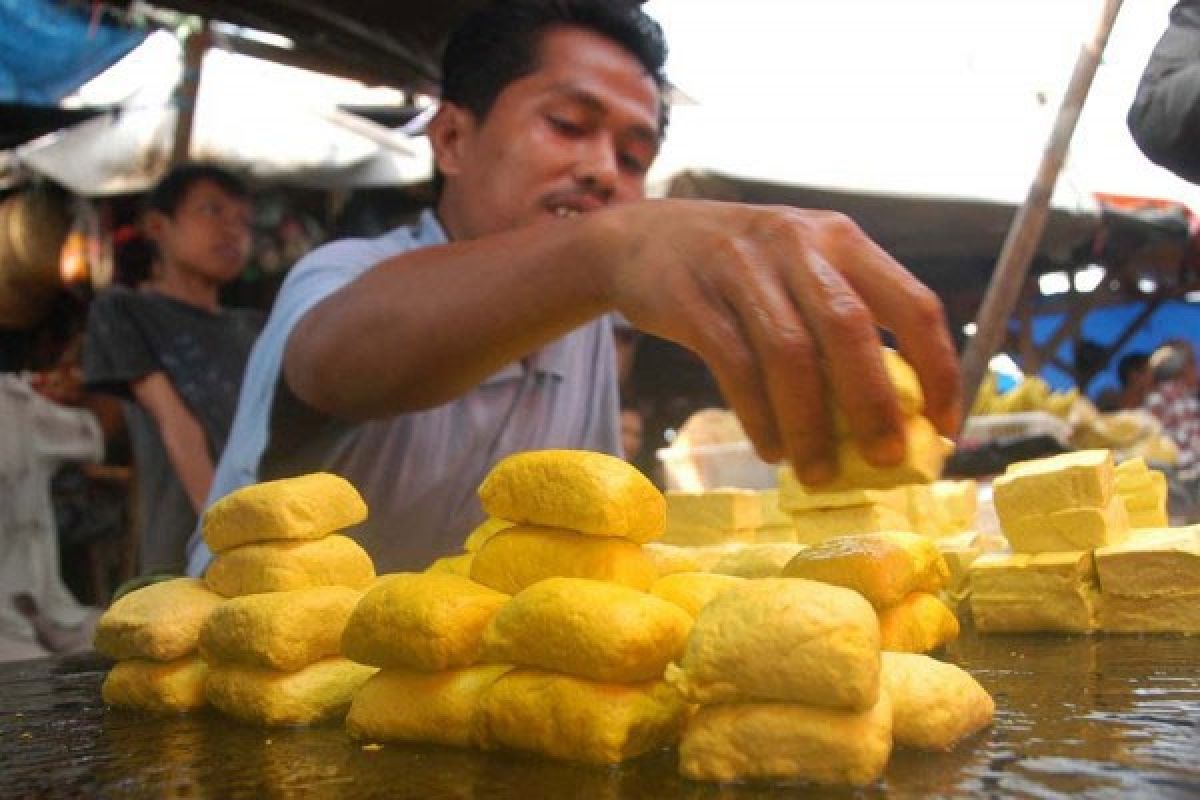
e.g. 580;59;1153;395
205;658;376;727
462;517;514;552
790;504;913;545
94;578;223;662
678;694;892;786
881;652;994;751
198;586;361;672
425;553;474;576
341;572;508;671
482;577;691;683
202;472;366;553
781;532;949;608
101;656;209;713
708;543;807;578
469;525;656;595
877;592;960;653
345;665;513;746
649;572;746;618
667;578;880;710
477;449;665;543
473;670;686;765
204;534;375;597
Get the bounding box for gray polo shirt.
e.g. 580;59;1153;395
186;210;620;575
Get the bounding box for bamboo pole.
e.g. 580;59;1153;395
959;0;1124;418
172;23;211;165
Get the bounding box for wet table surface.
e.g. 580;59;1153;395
2;629;1198;799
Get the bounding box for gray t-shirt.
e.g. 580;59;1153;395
186;210;621;575
84;288;261;573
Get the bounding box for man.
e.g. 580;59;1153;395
1146;342;1200;486
85;164;261;574
1116;352;1152;411
187;0;959;574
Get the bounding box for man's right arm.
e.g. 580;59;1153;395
1128;0;1200;183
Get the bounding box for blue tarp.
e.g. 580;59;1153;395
1030;300;1200;397
0;0;146;104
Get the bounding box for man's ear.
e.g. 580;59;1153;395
142;209;170;243
427;103;477;178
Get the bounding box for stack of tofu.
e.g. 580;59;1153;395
1113;457;1169;528
1095;526;1200;634
198;473;378;726
778;468;912;544
782;532;960;654
95;578;223;713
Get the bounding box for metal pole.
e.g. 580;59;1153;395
959;0;1124;416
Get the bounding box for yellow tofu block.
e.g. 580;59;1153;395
932;480;979;533
341;573;508;671
1001;497;1130;553
649;572;747;618
477;449;665;543
970;586;1098;633
205;658;376;727
101;656;209;713
814;415;952;492
753;524;796;543
204;534;376;598
1121;484;1167;513
198;586;361;672
992;449;1115;523
667;578;880;710
462;517;514;552
777;466;908;512
708;543;807;578
969;551;1096;597
904;484;944;537
345;665;513;746
473;670;686;765
1129;508;1170;529
202;472;367;553
831;348;925;431
482;577;691;683
425;552;474;576
661;489;763;545
881;652;994;751
94;578;223;662
468;525;656;595
1114;455;1151;482
758;488;793;528
1098;591;1200;634
781;532;950;608
679;695;892;786
641;542;741;576
791;504;913;545
877;592;960;653
1095;526;1200;598
936;532;982;601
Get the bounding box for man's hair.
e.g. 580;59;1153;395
1116;352;1149;387
441;0;670;132
1150;341;1195;383
145;163;249;217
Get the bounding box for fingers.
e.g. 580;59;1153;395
813;214;963;436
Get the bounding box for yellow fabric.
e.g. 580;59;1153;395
205;658;376;727
1095;526;1200;598
198;586;361;671
425;552;474;576
204;534;376;597
992;449;1115;522
708;543;806;578
477;449;665;543
881;652;994;751
781;532;949;608
341;572;508;671
877;592;960;653
101;656;209;713
777;466;908;512
202;472;367;553
345;665;513;746
678;694;893;786
473;670;686;765
661;489;762;545
94;578;223;662
462;517;514;552
667;578;880;710
468;525;656;594
1001;497;1130;553
649;572;746;618
482;577;691;683
790;504;913;544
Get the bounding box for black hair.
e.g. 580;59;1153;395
441;0;669;131
1116;352;1150;387
145;163;249;217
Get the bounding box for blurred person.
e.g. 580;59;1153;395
1116;351;1153;410
186;0;959;575
1146;341;1200;519
84;164;262;575
619;400;645;462
1128;1;1200;183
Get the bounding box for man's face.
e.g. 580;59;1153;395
432;25;662;238
148;179;252;284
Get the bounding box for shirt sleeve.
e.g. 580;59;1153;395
82;290;160;396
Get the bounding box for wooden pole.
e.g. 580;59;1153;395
172;22;211;165
959;0;1124;418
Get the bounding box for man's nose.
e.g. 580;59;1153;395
574;137;619;196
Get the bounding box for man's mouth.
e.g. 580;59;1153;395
551;206;582;219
